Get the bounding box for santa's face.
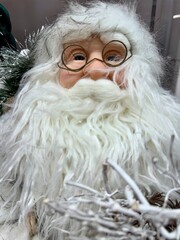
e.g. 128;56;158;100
58;37;127;88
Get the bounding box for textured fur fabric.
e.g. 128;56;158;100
0;224;41;240
0;1;180;239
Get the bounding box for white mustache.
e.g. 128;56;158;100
67;78;127;101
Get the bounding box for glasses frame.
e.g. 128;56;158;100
58;40;132;72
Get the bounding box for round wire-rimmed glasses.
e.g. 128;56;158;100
58;40;132;72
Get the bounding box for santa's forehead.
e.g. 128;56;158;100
50;3;145;58
62;32;131;52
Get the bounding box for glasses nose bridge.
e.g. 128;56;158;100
86;49;103;64
85;57;105;68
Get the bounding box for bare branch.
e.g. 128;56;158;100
107;159;149;205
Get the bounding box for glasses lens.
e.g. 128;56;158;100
62;45;87;71
103;40;128;67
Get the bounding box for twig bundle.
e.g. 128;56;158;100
45;156;180;240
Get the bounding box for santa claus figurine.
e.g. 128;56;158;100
0;1;180;239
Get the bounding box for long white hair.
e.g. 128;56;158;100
0;1;180;239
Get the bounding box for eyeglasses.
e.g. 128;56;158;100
58;40;132;72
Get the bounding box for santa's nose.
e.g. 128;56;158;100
83;58;109;80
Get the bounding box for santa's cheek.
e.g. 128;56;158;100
115;70;127;89
59;70;83;88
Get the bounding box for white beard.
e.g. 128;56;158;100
0;76;180;239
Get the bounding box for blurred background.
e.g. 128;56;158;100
1;0;180;97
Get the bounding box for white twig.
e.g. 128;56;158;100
107;159;149;205
67;181;102;196
163;187;180;208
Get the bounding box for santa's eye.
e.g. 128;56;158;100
102;40;128;67
63;46;87;63
73;53;86;61
106;54;122;62
104;51;123;66
62;45;87;70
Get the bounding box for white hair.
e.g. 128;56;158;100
32;1;163;78
0;1;180;239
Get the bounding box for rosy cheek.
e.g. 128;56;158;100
115;70;127;89
59;70;82;88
